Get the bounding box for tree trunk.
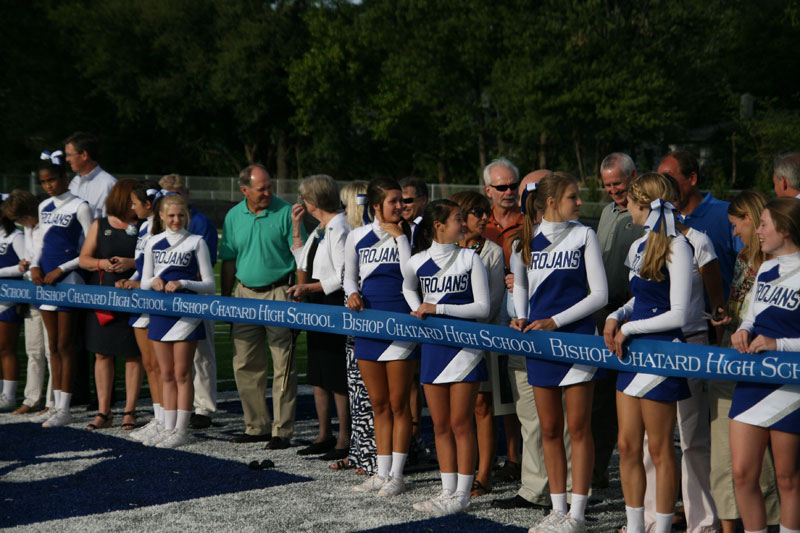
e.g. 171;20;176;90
477;132;486;185
244;142;258;164
276;134;288;181
438;136;447;183
573;131;586;183
295;144;303;180
731;132;737;186
538;131;547;169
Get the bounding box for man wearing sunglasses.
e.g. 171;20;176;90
399;176;428;225
483;157;523;269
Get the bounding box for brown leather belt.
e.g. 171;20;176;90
241;275;291;293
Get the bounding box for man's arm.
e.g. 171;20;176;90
221;260;236;297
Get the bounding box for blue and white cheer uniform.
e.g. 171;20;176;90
511;220;608;387
729;252;800;434
128;216;154;328
403;241;489;384
344;221;419;362
31;191;92;311
0;227;25;322
610;231;693;401
141;228;215;342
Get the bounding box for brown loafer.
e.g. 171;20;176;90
13;404;35;415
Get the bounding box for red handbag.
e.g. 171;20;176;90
94;260;116;326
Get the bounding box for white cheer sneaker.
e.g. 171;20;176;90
155;429;191;449
352;474;386;492
377;476;405;497
42;409;72;428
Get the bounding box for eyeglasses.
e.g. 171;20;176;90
469;207;488;218
402;197;416;204
488;182;519;192
64;152;80;158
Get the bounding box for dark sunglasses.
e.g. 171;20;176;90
402;197;416;204
489;182;519;192
468;207;488;218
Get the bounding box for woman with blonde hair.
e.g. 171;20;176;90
708;190;780;533
729;197;800;533
604;172;693;533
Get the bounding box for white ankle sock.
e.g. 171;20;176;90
744;529;767;533
456;474;473;505
390;452;407;480
60;392;72;413
441;472;457;495
551;492;568;515
54;390;62;408
625;506;645;533
779;527;799;533
163;410;177;430
2;380;17;399
175;409;191;431
376;455;392;479
569;493;588;521
655;512;674;533
153;403;163;423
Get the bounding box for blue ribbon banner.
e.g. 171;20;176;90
2;279;798;385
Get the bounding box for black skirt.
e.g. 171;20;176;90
305;288;347;394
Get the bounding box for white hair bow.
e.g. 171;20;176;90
644;199;677;237
520;182;538;215
40;150;64;167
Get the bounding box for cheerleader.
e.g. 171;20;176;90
345;178;417;495
0;197;25;411
402;199;490;516
729;197;800;533
604;173;693;533
116;183;163;442
140;194;214;448
30;150;92;428
510;173;608;532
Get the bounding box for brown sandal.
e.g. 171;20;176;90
121;411;137;430
87;412;113;430
470;479;492;498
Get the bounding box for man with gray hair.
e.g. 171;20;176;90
772;152;800;198
483;157;522;268
592;152;644;489
220;164;304;448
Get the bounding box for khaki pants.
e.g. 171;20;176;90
193;319;217;415
23;307;53;408
232;284;296;438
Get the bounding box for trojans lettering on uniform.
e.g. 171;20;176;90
528;249;581;270
755;281;800;311
40;211;74;227
419;274;470;294
153;249;194;267
359;246;399;265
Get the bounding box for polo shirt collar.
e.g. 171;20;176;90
681;192;713;222
78;165;102;181
488;206;523;229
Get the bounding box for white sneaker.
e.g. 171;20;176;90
351;474;386;492
424;492;468;517
413;491;452;512
130;420;161;442
29;407;52;423
530;511;583;533
142;424;170;446
377;476;406;497
42;409;73;427
155;429;191;449
0;393;15;410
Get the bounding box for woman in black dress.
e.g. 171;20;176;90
79;178;142;430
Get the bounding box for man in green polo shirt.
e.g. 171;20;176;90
220;163;305;448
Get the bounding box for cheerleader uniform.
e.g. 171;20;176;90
402;242;490;384
343;220;418;361
141;228;215;342
0;227;25;323
610;231;693;401
729;252;800;433
30;192;92;311
128;216;154;328
511;220;608;387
